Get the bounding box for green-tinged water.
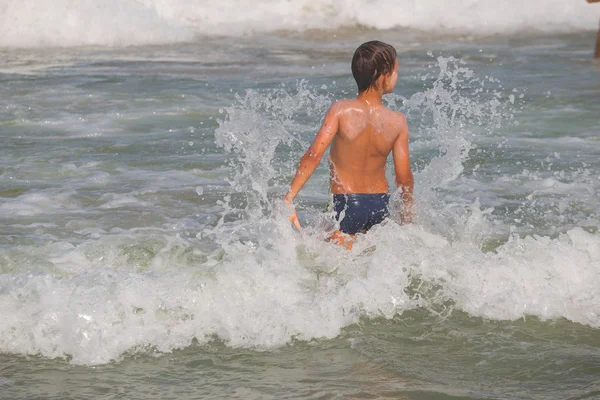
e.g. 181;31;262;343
1;30;599;399
2;313;600;399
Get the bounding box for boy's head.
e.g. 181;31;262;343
351;41;398;94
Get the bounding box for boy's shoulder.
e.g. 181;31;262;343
328;99;407;131
330;98;406;117
328;98;356;112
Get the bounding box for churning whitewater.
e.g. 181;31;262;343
1;56;598;366
0;0;598;47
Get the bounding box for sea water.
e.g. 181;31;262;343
1;1;600;399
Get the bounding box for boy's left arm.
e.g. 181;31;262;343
283;103;340;228
392;115;414;224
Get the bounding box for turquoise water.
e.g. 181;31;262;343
1;28;600;399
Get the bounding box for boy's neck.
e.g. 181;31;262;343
356;88;384;106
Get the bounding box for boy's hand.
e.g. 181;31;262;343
283;195;302;230
288;208;302;230
400;210;413;225
401;195;413;224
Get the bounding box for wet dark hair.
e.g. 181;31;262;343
351;41;397;93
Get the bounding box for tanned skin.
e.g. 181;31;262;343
590;0;600;58
283;60;414;248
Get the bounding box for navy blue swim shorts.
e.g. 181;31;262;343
332;193;390;235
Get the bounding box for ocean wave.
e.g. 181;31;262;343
0;0;598;48
0;223;598;365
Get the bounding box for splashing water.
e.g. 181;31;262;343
212;54;600;337
214;56;517;247
1;56;598;367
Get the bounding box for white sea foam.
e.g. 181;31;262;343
0;218;598;365
0;0;598;48
98;193;150;209
0;190;79;216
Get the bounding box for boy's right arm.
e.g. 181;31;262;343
392;114;414;223
283;102;341;228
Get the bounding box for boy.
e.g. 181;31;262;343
589;0;600;58
283;40;414;248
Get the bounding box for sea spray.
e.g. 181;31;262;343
401;55;518;244
1;56;599;367
214;81;331;219
210;81;333;248
212;53;599;333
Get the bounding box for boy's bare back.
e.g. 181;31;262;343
329;98;408;194
284;40;413;238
